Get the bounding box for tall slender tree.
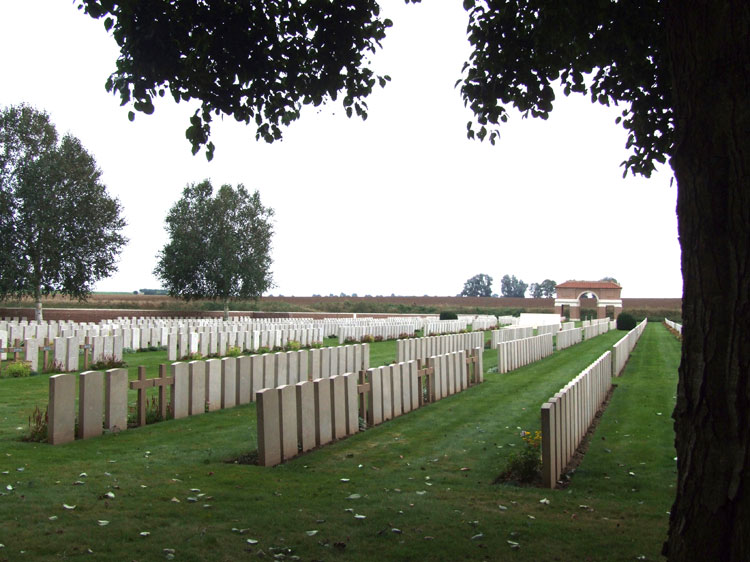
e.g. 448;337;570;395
154;180;274;320
0;104;127;321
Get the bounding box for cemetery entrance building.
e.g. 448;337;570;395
554;280;623;320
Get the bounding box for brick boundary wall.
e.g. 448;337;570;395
0;297;681;323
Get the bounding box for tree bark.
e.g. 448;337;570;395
223;299;229;322
665;1;750;560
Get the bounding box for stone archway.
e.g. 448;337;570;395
554;280;623;320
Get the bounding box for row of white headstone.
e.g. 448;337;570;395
583;319;615;340
46;343;371;445
665;318;682;334
395;332;484;363
0;333;125;373
555;328;583;351
541;350;613;488
336;323;416;344
423;320;470;336
490;326;536;348
457;315;499;331
496;333;555;374
612;319;649;376
168;328;325;360
540;319;648;487
256;348;484;466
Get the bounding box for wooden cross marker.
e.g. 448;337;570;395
152;364;175;420
129;366;156;427
465;353;479;386
42;338;53;371
416;359;434;407
82;337;92;370
128;365;176;426
357;369;370;422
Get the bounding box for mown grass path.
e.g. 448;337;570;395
0;325;679;561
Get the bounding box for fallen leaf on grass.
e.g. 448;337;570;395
306;530;318;536
507;540;520;549
498;505;508;511
139;531;150;537
539;498;550;505
104;492;115;499
346;494;361;500
170;497;180;503
246;539;259;545
97;520;109;526
354;514;366;520
63;504;76;510
48;516;58;521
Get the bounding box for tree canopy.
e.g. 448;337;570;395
76;0;393;160
529;279;556;298
500;274;527;298
154;180;274;319
0;104;127;321
460;273;493;297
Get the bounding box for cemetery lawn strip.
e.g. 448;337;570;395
564;322;680;560
0;327;678;561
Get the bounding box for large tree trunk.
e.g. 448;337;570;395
223;298;229;322
665;2;750;560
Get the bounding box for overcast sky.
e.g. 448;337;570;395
0;1;682;298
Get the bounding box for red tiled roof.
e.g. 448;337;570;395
556;281;622;289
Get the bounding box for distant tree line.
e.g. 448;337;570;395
460;274;557;298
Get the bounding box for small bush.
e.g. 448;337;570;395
616;312;637;331
362;335;375;344
309;342;323;349
344;337;358;344
127;396;171;427
256;346;271;355
373;335;384;342
440;311;458;320
398;333;411;340
225;346;242;357
502;430;542;483
23;405;48;442
186;352;204;361
286;340;301;351
90;355;127;370
3;360;32;378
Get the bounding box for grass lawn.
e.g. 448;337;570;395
0;325;679;561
